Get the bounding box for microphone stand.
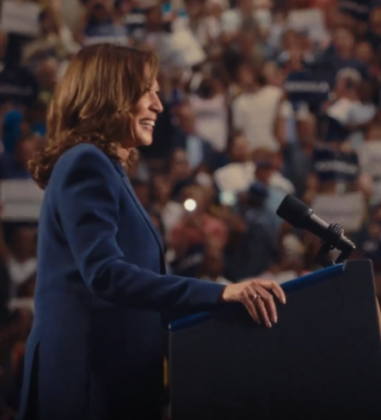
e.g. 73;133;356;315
314;223;355;268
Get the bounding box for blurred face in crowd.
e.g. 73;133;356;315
357;82;373;104
373;206;381;223
296;116;317;144
145;6;163;28
114;0;133;14
235;64;256;90
15;136;39;167
289;0;310;9
229;134;251;162
40;8;60;35
170;149;191;181
36;59;58;90
262;62;284;87
10;228;37;261
334;28;355;57
150;213;163;234
355;42;374;65
89;2;112;23
206;0;224;18
235;0;252;12
130;76;163;147
238;31;258;57
202;248;224;278
368;223;381;240
185;0;205;18
370;8;381;37
151;174;172;204
255;161;273;185
0;30;7;60
335;75;359;99
312;0;335;8
175;104;196;135
286;48;304;72
366;123;381;141
272;152;283;171
132;181;150;208
282;30;301;51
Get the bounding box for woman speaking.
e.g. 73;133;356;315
18;44;286;420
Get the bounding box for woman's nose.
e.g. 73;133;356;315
151;95;163;114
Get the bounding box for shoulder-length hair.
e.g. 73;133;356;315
30;43;159;189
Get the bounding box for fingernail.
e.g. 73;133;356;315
283;298;286;304
267;322;272;328
273;317;277;324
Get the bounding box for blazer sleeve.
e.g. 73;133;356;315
54;146;225;312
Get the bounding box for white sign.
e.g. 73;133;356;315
157;28;206;70
0;179;44;221
0;0;41;37
83;36;128;46
287;8;327;43
312;192;365;233
359;141;381;179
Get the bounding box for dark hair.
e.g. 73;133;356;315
29;44;159;189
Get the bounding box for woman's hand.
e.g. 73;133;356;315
220;279;286;328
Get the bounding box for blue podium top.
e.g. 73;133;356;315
169;263;345;332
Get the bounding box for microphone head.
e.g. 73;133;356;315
276;194;311;229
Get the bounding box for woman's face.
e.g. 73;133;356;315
129;78;163;147
230;135;250;162
355;42;373;64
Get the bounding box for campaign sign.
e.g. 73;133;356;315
0;0;41;37
83;23;128;46
313;147;359;183
338;0;372;21
312;192;365;233
359;141;381;179
284;70;330;110
0;67;38;107
0;179;44;222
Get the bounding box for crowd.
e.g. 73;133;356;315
0;0;381;417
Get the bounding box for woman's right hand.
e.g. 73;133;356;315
220;279;286;328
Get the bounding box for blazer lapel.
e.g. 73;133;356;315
112;161;164;255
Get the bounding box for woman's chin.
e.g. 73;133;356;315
136;134;154;147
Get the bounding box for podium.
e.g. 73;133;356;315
168;260;381;420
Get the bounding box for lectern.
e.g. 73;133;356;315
169;260;381;420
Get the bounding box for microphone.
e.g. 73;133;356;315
276;194;355;252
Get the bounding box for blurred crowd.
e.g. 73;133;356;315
1;0;381;417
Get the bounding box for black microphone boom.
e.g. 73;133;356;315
276;194;355;253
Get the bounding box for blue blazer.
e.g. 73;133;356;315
18;143;225;420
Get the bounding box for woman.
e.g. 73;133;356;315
18;44;286;420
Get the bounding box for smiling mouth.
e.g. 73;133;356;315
140;119;155;131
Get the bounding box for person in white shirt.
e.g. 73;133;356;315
214;130;255;194
189;77;228;152
23;5;80;66
232;66;284;152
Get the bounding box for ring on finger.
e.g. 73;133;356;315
253;294;261;301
